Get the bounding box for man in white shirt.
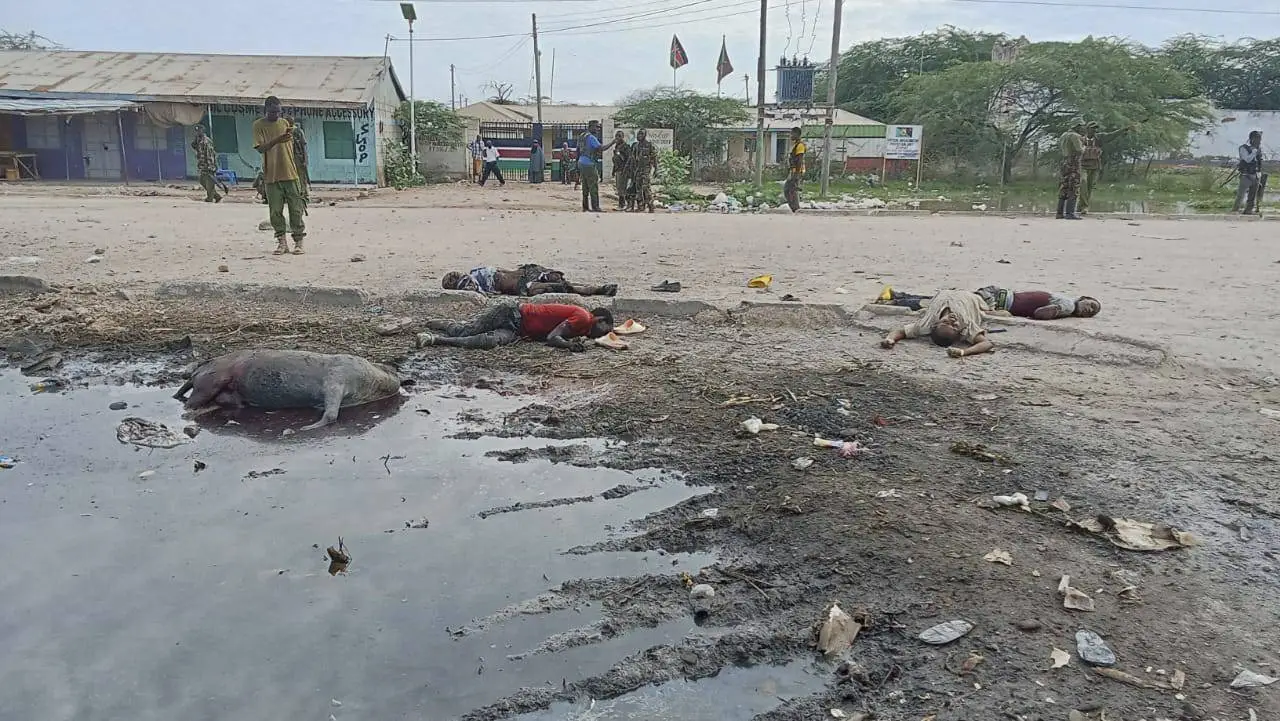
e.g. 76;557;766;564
879;289;995;358
1235;130;1264;215
479;141;505;187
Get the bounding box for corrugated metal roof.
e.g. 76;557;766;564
457;102;618;124
0;51;404;108
0;98;139;115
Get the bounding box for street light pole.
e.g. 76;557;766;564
819;0;843;198
400;3;418;163
754;0;767;189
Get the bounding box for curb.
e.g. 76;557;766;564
154;281;369;308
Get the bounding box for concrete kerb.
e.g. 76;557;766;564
155;281;369;308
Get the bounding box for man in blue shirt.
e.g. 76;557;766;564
577;120;621;212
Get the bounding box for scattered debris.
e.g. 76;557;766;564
1171;669;1186;690
983;549;1013;566
326;537;351;575
1260;408;1280;420
350;254;366;262
970;393;999;402
1094;666;1169;690
952;651;985;675
108;401;128;411
875;489;901;499
792;457;814;471
1231;669;1279;688
992;493;1031;511
1051;498;1072;513
375;317;415;336
741;417;779;434
29;377;68;394
817;602;861;656
1016;619;1042;632
405;517;430;529
244;468;286;479
1059;575;1096;611
690;584;715;600
0;456;16;469
138;470;155;479
1076;629;1117;666
116;417;192;449
951;440;1013;464
829;710;848;719
20;351;62;376
1071;515;1198;552
183;424;200;438
747;274;773;289
216;264;229;273
919;620;973;645
651;280;681;293
193;460;207;474
780;293;801;302
814;436;867;458
700;508;719;519
1051;648;1071;669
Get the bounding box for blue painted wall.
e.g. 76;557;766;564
186;107;378;185
4;112;184;181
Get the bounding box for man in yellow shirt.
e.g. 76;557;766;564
252;96;307;255
783;126;806;213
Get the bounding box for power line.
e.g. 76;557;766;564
536;0;699;21
405;0;762;41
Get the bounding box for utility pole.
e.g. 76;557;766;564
531;13;544;124
819;0;843;198
549;49;556;103
450;64;456;110
754;0;767;188
743;73;750;103
400;4;417;163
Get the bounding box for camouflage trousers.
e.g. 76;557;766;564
1058;161;1081;200
632;172;653;211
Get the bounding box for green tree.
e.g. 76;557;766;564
393;100;466;148
614;87;750;161
1160;35;1280;111
819;27;1007;122
892;38;1210;182
0;30;61;50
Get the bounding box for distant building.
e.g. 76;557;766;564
455;102;621;180
1186;109;1280;161
0;50;405;185
723;107;890;172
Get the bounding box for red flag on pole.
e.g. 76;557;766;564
716;36;734;83
670;35;689;70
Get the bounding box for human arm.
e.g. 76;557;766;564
1241;145;1259;163
254;121;293;154
880;327;908;348
947;333;994;358
544;322;587;351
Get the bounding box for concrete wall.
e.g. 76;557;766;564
370;73;404;187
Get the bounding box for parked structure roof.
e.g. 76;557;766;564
0;51;404;109
456;102;619;124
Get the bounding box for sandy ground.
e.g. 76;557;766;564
2;181;1279;377
3;182;1280;721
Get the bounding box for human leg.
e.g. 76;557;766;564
479;162;493;186
283;180;306;252
427;303;520;338
265;181;289;253
582;166;600;211
199;172;219;201
424;328;520;350
1080;168;1097;213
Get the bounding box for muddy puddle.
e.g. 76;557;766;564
0;367;715;720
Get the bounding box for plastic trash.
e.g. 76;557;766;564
29;378;67;394
983;549;1013;565
741;417;779;434
613;319;647;335
792;457;814;470
0;456;16;469
817;603;861;656
1231;669;1279;688
747;274;773;289
690;584;715;599
992;493;1030;510
919;620;973;645
1075;629;1117;666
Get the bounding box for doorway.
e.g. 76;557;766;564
82;114;122;180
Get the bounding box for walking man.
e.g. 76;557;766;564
577;120;621;212
479;140;505;186
1057;118;1085;220
191;125;221;203
783;126;806;213
1235;130;1264;215
470;135;485;183
252;96;306;255
1079;121;1132;215
630;129;659;213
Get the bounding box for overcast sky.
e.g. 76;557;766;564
5;0;1278;113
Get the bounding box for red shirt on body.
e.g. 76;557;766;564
1008;291;1053;318
519;303;594;340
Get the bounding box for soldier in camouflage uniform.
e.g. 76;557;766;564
291;121;310;203
611;131;633;210
191;125;221;203
1078;121;1132;215
1057;118;1085;220
629;129;659;213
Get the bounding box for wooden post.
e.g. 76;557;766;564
818;0;843;198
753;0;767;188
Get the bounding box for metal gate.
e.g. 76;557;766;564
82;114;122;180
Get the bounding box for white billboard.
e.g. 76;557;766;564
884;125;923;160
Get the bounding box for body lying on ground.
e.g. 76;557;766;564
880;289;995;359
172;349;404;430
877;286;1101;320
441;264;617;297
416;302;613;352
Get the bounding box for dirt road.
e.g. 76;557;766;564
1;182;1278;721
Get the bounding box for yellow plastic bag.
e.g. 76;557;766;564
747;274;773;289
